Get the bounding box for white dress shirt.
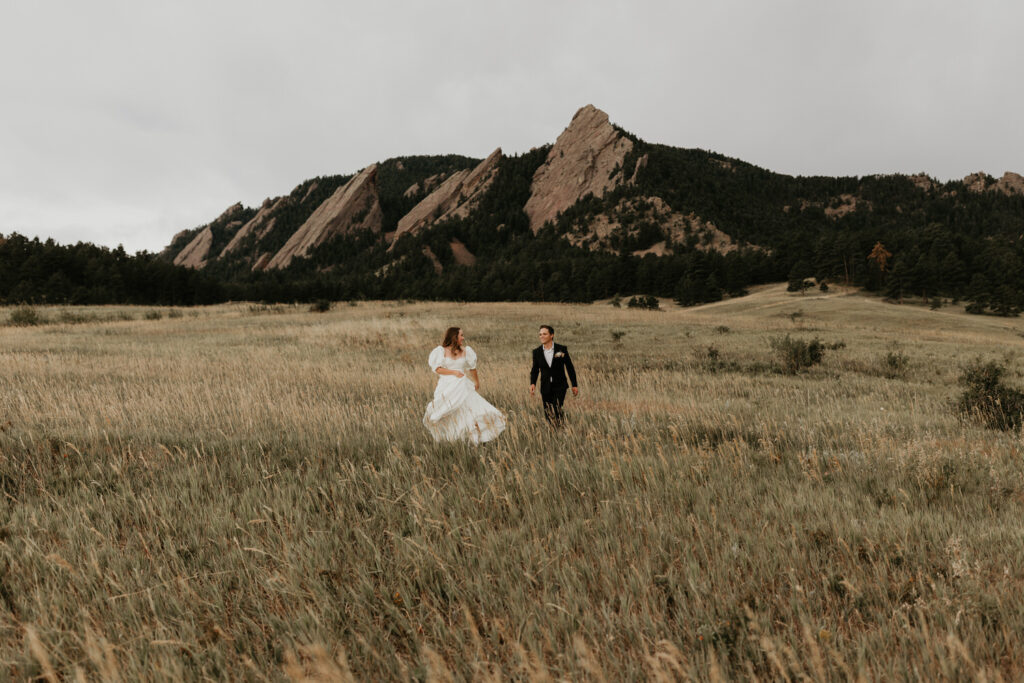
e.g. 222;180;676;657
543;344;554;367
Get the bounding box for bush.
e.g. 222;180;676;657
610;294;622;308
310;299;332;313
8;306;43;326
956;359;1024;431
702;345;724;372
58;309;98;324
882;347;909;379
787;278;814;294
819;281;829;293
144;310;163;320
770;335;825;374
167;309;184;319
627;295;660;310
610;330;626;344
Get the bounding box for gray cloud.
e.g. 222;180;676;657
2;0;1021;253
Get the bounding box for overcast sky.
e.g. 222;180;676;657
2;1;1021;254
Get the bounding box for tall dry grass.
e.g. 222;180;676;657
1;287;1024;679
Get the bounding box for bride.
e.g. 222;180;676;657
423;327;506;444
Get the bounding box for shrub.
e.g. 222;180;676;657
58;309;97;324
310;299;332;313
788;278;814;294
8;306;43;326
714;325;730;334
627;295;660;310
610;330;626;344
167;309;184;319
956;359;1024;431
702;345;724;372
771;335;825;374
882;347;909;379
144;310;163;320
819;281;829;293
610;294;622;308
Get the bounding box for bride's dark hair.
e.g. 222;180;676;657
442;327;462;354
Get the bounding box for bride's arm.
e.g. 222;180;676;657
468;368;479;390
430;346;463;378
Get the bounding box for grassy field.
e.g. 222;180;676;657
2;286;1024;680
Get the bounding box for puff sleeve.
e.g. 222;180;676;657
464;345;477;370
428;346;444;372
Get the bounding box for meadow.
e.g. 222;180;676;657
1;285;1024;681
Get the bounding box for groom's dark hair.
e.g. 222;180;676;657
540;324;554;336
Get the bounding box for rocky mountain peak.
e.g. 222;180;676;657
523;105;635;233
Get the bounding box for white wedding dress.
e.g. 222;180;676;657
423;345;506;444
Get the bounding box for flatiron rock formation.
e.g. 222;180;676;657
173;202;246;268
173;226;214;269
390;149;502;247
524;105;634;233
220;196;289;258
265;165;383;270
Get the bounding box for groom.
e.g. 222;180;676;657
529;325;578;426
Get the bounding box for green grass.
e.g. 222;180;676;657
2;286;1024;680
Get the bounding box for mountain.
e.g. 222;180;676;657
153;103;1024;313
4;105;1022;311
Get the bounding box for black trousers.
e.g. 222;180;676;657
541;387;568;425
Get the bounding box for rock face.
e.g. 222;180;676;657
449;238;476;266
824;194;871;219
173;226;213;269
996;172;1024;195
568;196;757;256
909;174;936;192
403;172;448;198
524;105;634;233
390;149;502;247
265;165;383;270
171;202;246;268
963;171;1024;196
963;172;990;193
221;196;288;258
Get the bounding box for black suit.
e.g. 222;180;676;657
530;343;578;425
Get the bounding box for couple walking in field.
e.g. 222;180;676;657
422;325;579;444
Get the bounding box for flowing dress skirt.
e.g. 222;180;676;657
423;375;506;444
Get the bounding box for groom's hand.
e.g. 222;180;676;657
529;384;535;397
572;386;579;397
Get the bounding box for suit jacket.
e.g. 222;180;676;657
530;343;578;394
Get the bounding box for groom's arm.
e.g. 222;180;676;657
529;350;540;394
564;347;578;392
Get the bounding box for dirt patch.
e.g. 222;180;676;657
449;239;476;266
